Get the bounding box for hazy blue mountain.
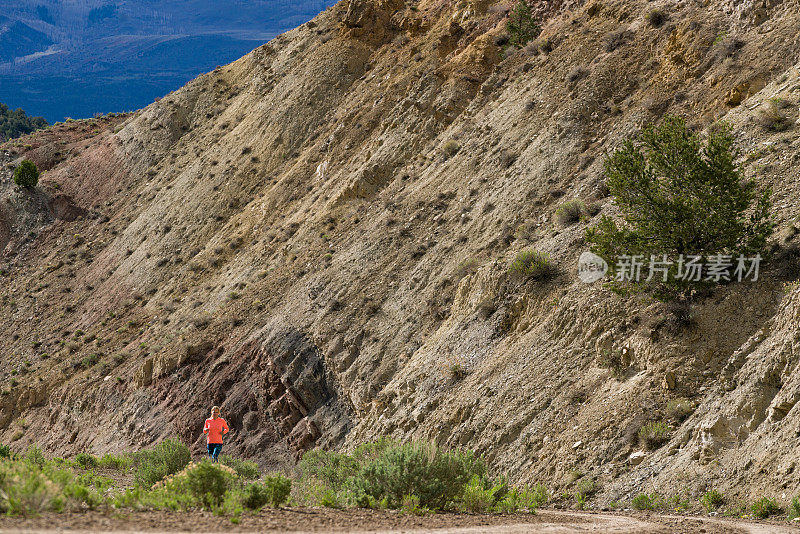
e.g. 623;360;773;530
0;1;334;122
0;19;53;62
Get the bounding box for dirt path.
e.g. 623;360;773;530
0;509;796;533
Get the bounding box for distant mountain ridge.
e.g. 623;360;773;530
0;0;334;122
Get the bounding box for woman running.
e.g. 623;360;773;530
203;405;229;462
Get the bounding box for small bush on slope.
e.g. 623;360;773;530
638;421;671;450
787;496;800;520
751;497;781;518
508;250;557;282
75;453;97;469
632;492;664;511
700;489;724;512
13;160;39;188
555;200;586;226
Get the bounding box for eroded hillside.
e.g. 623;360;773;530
2;0;800;505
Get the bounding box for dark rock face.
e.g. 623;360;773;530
48;194;86;222
155;326;352;465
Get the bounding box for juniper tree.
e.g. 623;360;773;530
14;159;39;188
507;0;540;48
586;115;774;293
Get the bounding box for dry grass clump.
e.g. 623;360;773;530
757;99;794;132
604;30;629;52
646;9;666;27
665;398;694;423
441;140;460;158
638;421;671;450
508;250;557;281
555;200;586;225
566;66;589;85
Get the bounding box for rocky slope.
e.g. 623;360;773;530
1;0;800;506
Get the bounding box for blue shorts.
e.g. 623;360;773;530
207;443;223;461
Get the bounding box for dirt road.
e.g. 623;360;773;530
0;509;798;533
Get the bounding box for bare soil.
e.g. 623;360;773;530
0;509;797;534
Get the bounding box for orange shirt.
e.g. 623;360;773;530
203;417;229;444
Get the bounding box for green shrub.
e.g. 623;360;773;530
350;441;486;509
0;444;11;459
182;460;235;508
75;453;98;469
81;353;101;369
459;475;507;513
242;474;291;509
219;490;245;521
586;115;774;295
722;501;748;517
530;483;549;507
508;250;557;282
241;482;270;510
638;421;671;450
448;362;468;381
597;349;629;379
555;200;586;225
507;0;541;48
497;484;542;513
751;497;780;518
574;477;597;498
132;438;191;487
97;453;132;470
319;488;342;508
0;462;61;515
0;455;106;515
668;494;690;512
294;440;537;512
24;447;46;468
632;492;662;511
787;496;800;520
13;160;39;188
298;448;361;489
700;489;724;512
219;454;260;479
62;481;104;510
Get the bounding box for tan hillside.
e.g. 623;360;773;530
1;0;800;506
